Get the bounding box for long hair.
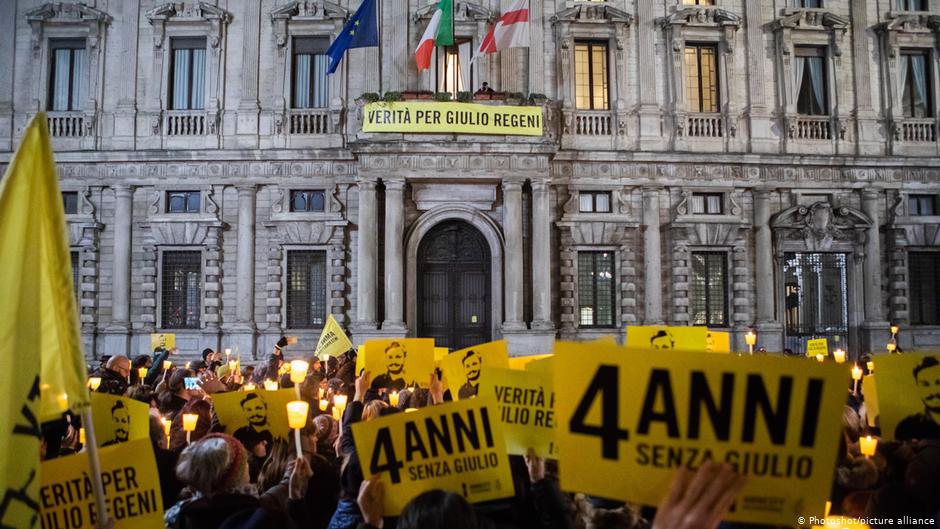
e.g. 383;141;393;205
397;490;478;529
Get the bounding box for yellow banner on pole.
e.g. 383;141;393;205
625;325;709;351
39;438;164;529
869;353;940;440
362;102;543;136
315;314;353;358
806;338;829;358
478;367;558;457
553;341;847;526
352;397;514;515
90;393;151;448
213;389;297;448
440;340;509;400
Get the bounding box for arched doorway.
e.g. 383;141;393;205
417;221;491;349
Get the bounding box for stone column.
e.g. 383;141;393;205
743;0;773;153
104;185;133;356
862;189;886;324
531;180;553;329
235;0;261;146
850;0;882;155
642;188;663;324
635;0;661;148
383;179;406;330
355;179;378;329
503;180;525;330
754;189;774;323
234;185;257;326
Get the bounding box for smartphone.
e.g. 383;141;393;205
184;377;200;390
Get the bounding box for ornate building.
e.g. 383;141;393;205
1;0;938;359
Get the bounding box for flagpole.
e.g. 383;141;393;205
81;407;111;528
377;0;383;94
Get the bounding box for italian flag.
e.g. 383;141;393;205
415;0;454;71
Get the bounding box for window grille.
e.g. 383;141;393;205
286;250;327;328
578;251;615;327
161;251;202;329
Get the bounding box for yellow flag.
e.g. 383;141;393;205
315;314;353;358
0;116;90;522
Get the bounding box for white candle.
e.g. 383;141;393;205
859;435;878;457
833;349;846;364
263;380;279;391
289;360;309;384
851;365;863;381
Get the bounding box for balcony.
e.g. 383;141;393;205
164;110;207;136
895;118;936;143
47;112;86;138
571;110;612;136
288;108;334;135
790;116;832;141
686;113;723;138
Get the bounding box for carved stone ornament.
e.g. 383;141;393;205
146;2;233;49
550;4;634;26
662;6;741;29
270;1;349;47
771;201;872;251
414;1;492;23
26;3;112;52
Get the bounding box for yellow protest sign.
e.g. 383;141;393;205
150;333;174;352
39;438;163;529
362;102;543;136
508;354;552;370
434;347;449;366
525;356;554;373
806;338;828;358
625;326;709;351
363;339;435;391
441;341;510;400
316;314;353;358
554;341;847;526
706;331;731;353
862;374;879;428
90;393;151;448
478;367;558;458
213;389;296;448
356;345;365;376
870;353;940;440
352;397;514;515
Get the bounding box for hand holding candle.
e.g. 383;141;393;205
138;367;148;381
264;379;279;391
859;435;878;457
163;360;172;371
389;391;400;407
815;354;825;362
287;400;310;458
851;365;863;381
333;394;348;414
319;398;329;411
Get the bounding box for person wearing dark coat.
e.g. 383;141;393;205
93;355;131;396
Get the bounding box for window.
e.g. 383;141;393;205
293;37;330;108
683;0;715;4
897;0;927;10
71;250;80;302
290;190;326;212
579;191;611;213
795;0;823;7
62;191;78;215
166;191;201;213
909;252;940;325
575;42;609;110
169;37;207;110
795;47;828;115
433;39;473;95
161;251;202;329
685;45;719;113
286;250;327;328
910;194;938;216
578;251;615;327
48;39;86;111
900;51;932;118
691;192;723;215
690;252;728;326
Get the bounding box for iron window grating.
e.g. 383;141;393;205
161;251;202;329
910;251;940;325
286;250;327;328
690;251;729;326
578;251;615;327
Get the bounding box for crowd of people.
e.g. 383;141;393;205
37;338;940;529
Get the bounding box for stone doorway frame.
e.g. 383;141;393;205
405;205;504;341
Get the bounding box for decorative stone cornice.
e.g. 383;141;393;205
414;1;492;23
662;6;740;29
26;2;112;51
771;201;871;252
772;8;849;33
146;2;232;49
551;4;634;26
270;1;348;47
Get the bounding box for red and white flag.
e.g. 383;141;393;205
471;0;529;63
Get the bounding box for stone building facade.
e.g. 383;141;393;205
1;0;939;359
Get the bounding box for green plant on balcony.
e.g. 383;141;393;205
433;91;452;102
456;91;472;103
357;92;380;104
505;92;525;105
528;93;548;105
382;91;402;102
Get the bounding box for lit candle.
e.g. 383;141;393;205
161;417;171;448
833;349;846;364
745;331;757;355
333;394;348;413
389;391;400;407
319;399;329;411
331;407;342;421
405;408;419;413
851;365;863;381
243;382;256;391
87;377;101;391
228;360;238;373
185;361;191;369
318;387;325;400
138;367;148;381
867;361;875;373
79;427;85;445
225;348;232;357
263;379;279;391
182;413;198;444
859;435;878;457
163;360;172;370
890;324;899;336
287;400;310;458
815;354;825;362
886;342;897;353
290;360;309;384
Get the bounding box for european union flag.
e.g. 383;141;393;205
326;0;379;74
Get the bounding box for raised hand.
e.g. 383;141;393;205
357;473;385;528
650;461;746;529
355;370;372;403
